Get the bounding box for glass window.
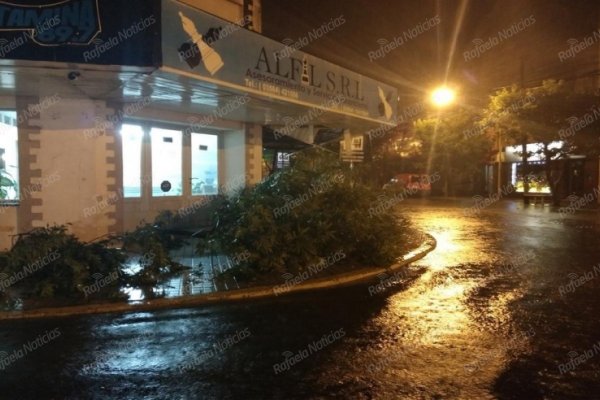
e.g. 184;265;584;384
151;128;182;197
512;162;551;194
0;111;19;201
121;124;144;198
191;133;218;195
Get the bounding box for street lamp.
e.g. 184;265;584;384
430;86;456;108
426;85;457;197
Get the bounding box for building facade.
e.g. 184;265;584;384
0;0;397;250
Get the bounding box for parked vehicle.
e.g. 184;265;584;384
383;173;432;196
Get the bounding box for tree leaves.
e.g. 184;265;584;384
195;149;411;283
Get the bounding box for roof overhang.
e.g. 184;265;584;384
0;0;398;133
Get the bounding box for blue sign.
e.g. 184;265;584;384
0;0;160;66
0;0;101;45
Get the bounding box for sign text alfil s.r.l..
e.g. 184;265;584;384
252;46;365;102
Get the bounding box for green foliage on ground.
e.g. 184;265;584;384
0;226;126;301
196;149;412;283
0;223;187;307
121;223;188;295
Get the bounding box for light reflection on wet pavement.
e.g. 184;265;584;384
1;198;600;399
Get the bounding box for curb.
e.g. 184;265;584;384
0;234;437;321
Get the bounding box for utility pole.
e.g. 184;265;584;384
496;127;503;195
520;56;530;204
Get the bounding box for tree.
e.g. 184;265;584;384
361;100;427;187
413;107;493;196
196;149;412;283
482;84;533;201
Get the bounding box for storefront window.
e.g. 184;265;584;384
121;124;144;198
191;133;218;195
151;128;182;196
512;162;551;194
506;143;561;194
0;111;19;202
121;123;219;199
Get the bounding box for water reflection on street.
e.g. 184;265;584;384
1;198;599;399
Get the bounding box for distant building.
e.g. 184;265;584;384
487;142;597;201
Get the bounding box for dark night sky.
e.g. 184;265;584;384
262;0;600;105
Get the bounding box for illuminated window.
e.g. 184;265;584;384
121;124;144;198
276;152;291;169
506;143;561;194
512;162;551;194
121;123;220;199
151;128;182;197
191;133;218;195
0;111;18;202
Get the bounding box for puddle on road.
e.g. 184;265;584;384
0;202;556;399
318;205;535;398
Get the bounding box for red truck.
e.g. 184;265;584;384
383;173;436;196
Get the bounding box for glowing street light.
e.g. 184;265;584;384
430;86;456;108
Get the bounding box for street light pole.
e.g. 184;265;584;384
429;85;457;197
497;128;503;195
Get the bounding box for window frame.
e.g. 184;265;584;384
120;123;145;199
149;126;185;198
0;109;19;206
190;131;219;196
120;119;220;201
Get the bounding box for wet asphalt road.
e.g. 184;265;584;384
1;198;600;400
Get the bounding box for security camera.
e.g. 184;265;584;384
68;71;81;81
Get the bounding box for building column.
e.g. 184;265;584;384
16;96;43;234
245;123;262;185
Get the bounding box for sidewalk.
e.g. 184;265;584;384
0;234;437;320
